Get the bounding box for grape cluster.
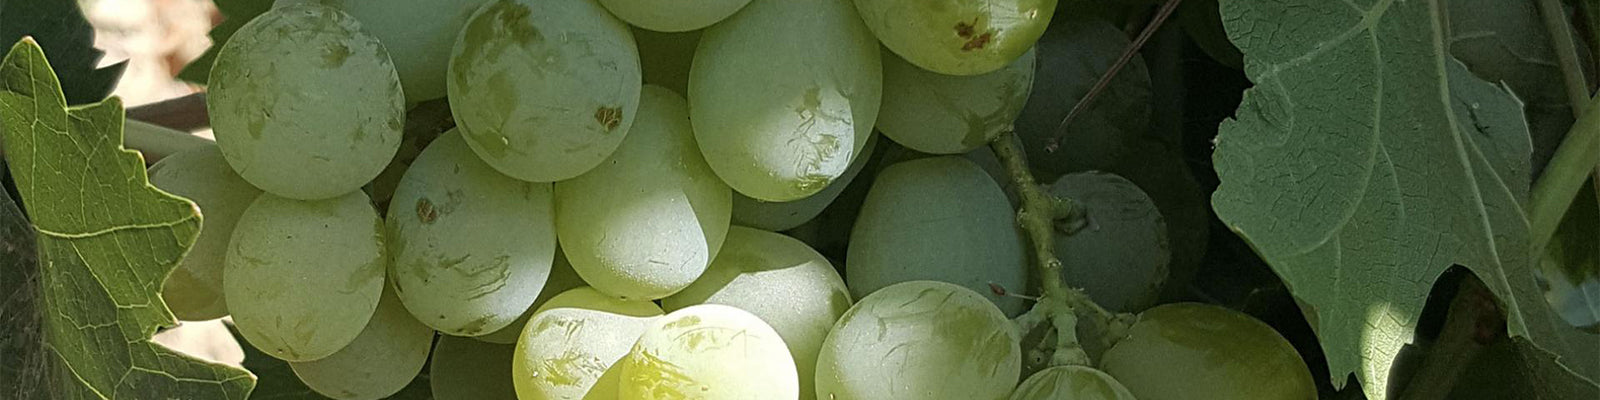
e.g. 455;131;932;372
148;0;1317;399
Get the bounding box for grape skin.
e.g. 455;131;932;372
556;86;731;301
1049;172;1169;312
599;0;752;32
386;130;555;337
618;304;799;400
448;0;641;182
290;286;434;400
815;281;1021;400
731;134;879;232
877;48;1035;154
661;226;853;400
852;0;1056;75
474;249;587;345
207;3;404;200
431;335;519;400
272;0;489;103
691;0;882;202
511;287;663;400
847;156;1030;315
148;145;261;321
225;191;386;362
1099;303;1317;400
1010;366;1136;400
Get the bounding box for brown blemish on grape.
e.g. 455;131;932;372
320;42;352;68
416;197;437;224
954;19;994;51
595;106;623;131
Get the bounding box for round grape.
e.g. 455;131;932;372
1049;172;1169;312
474;249;586;345
618;304;799;399
512;287;663;400
1010;366;1137;400
1099;303;1317;400
272;0;488;103
852;0;1055;75
290;286;434;400
148;145;261;321
599;0;751;32
731;134;879;232
877;47;1034;154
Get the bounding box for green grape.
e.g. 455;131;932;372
387;130;556;336
475;249;586;344
207;3;404;200
660;226;852;400
512;287;663;400
556;86;731;301
1049;172;1169;312
1099;303;1316;400
634;27;699;96
448;0;641;182
1014;17;1151;178
815;281;1021;400
290;285;434;400
877;47;1034;154
272;0;488;103
847;156;1029;315
599;0;751;32
731;134;878;232
691;0;882;202
618;304;799;399
432;335;518;400
148;145;261;321
1010;366;1136;400
225;191;386;362
852;0;1056;75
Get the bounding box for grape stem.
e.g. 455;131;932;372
127;92;210;132
992;129;1135;367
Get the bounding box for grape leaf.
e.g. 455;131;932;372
0;38;254;399
1447;0;1574;176
177;0;275;84
0;0;125;104
1214;0;1600;398
228;324;433;400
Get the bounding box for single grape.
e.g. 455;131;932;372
877;47;1034;154
847;156;1029;315
448;0;641;182
225;191;386;362
852;0;1055;75
432;335;518;400
815;281;1021;400
634;27;699;97
207;3;404;200
731;134;878;232
290;285;434;400
148;145;261;321
1099;303;1316;400
1013;17;1151;178
661;226;852;400
599;0;751;32
618;304;799;399
272;0;488;103
691;0;882;202
556;85;731;301
512;287;663;400
474;249;586;344
386;130;555;336
1010;366;1136;400
1049;172;1169;312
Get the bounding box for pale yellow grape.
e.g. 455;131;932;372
225;191;386;362
387;130;555;336
618;304;799;399
448;0;641;182
691;0;882;201
432;335;518;399
877;48;1034;154
599;0;751;32
475;249;586;345
290;286;434;400
512;287;663;400
661;226;851;400
556;86;731;301
273;0;489;103
815;281;1021;400
207;3;403;200
730;134;877;232
853;0;1055;75
1010;366;1136;400
148;145;261;321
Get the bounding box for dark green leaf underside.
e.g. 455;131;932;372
0;0;124;104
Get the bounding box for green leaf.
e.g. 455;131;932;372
228;324;434;399
0;38;254;398
0;0;125;104
1214;0;1599;398
177;0;276;84
1447;0;1575;175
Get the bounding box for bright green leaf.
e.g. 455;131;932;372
1214;0;1599;398
177;0;276;84
0;38;254;399
0;0;125;104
